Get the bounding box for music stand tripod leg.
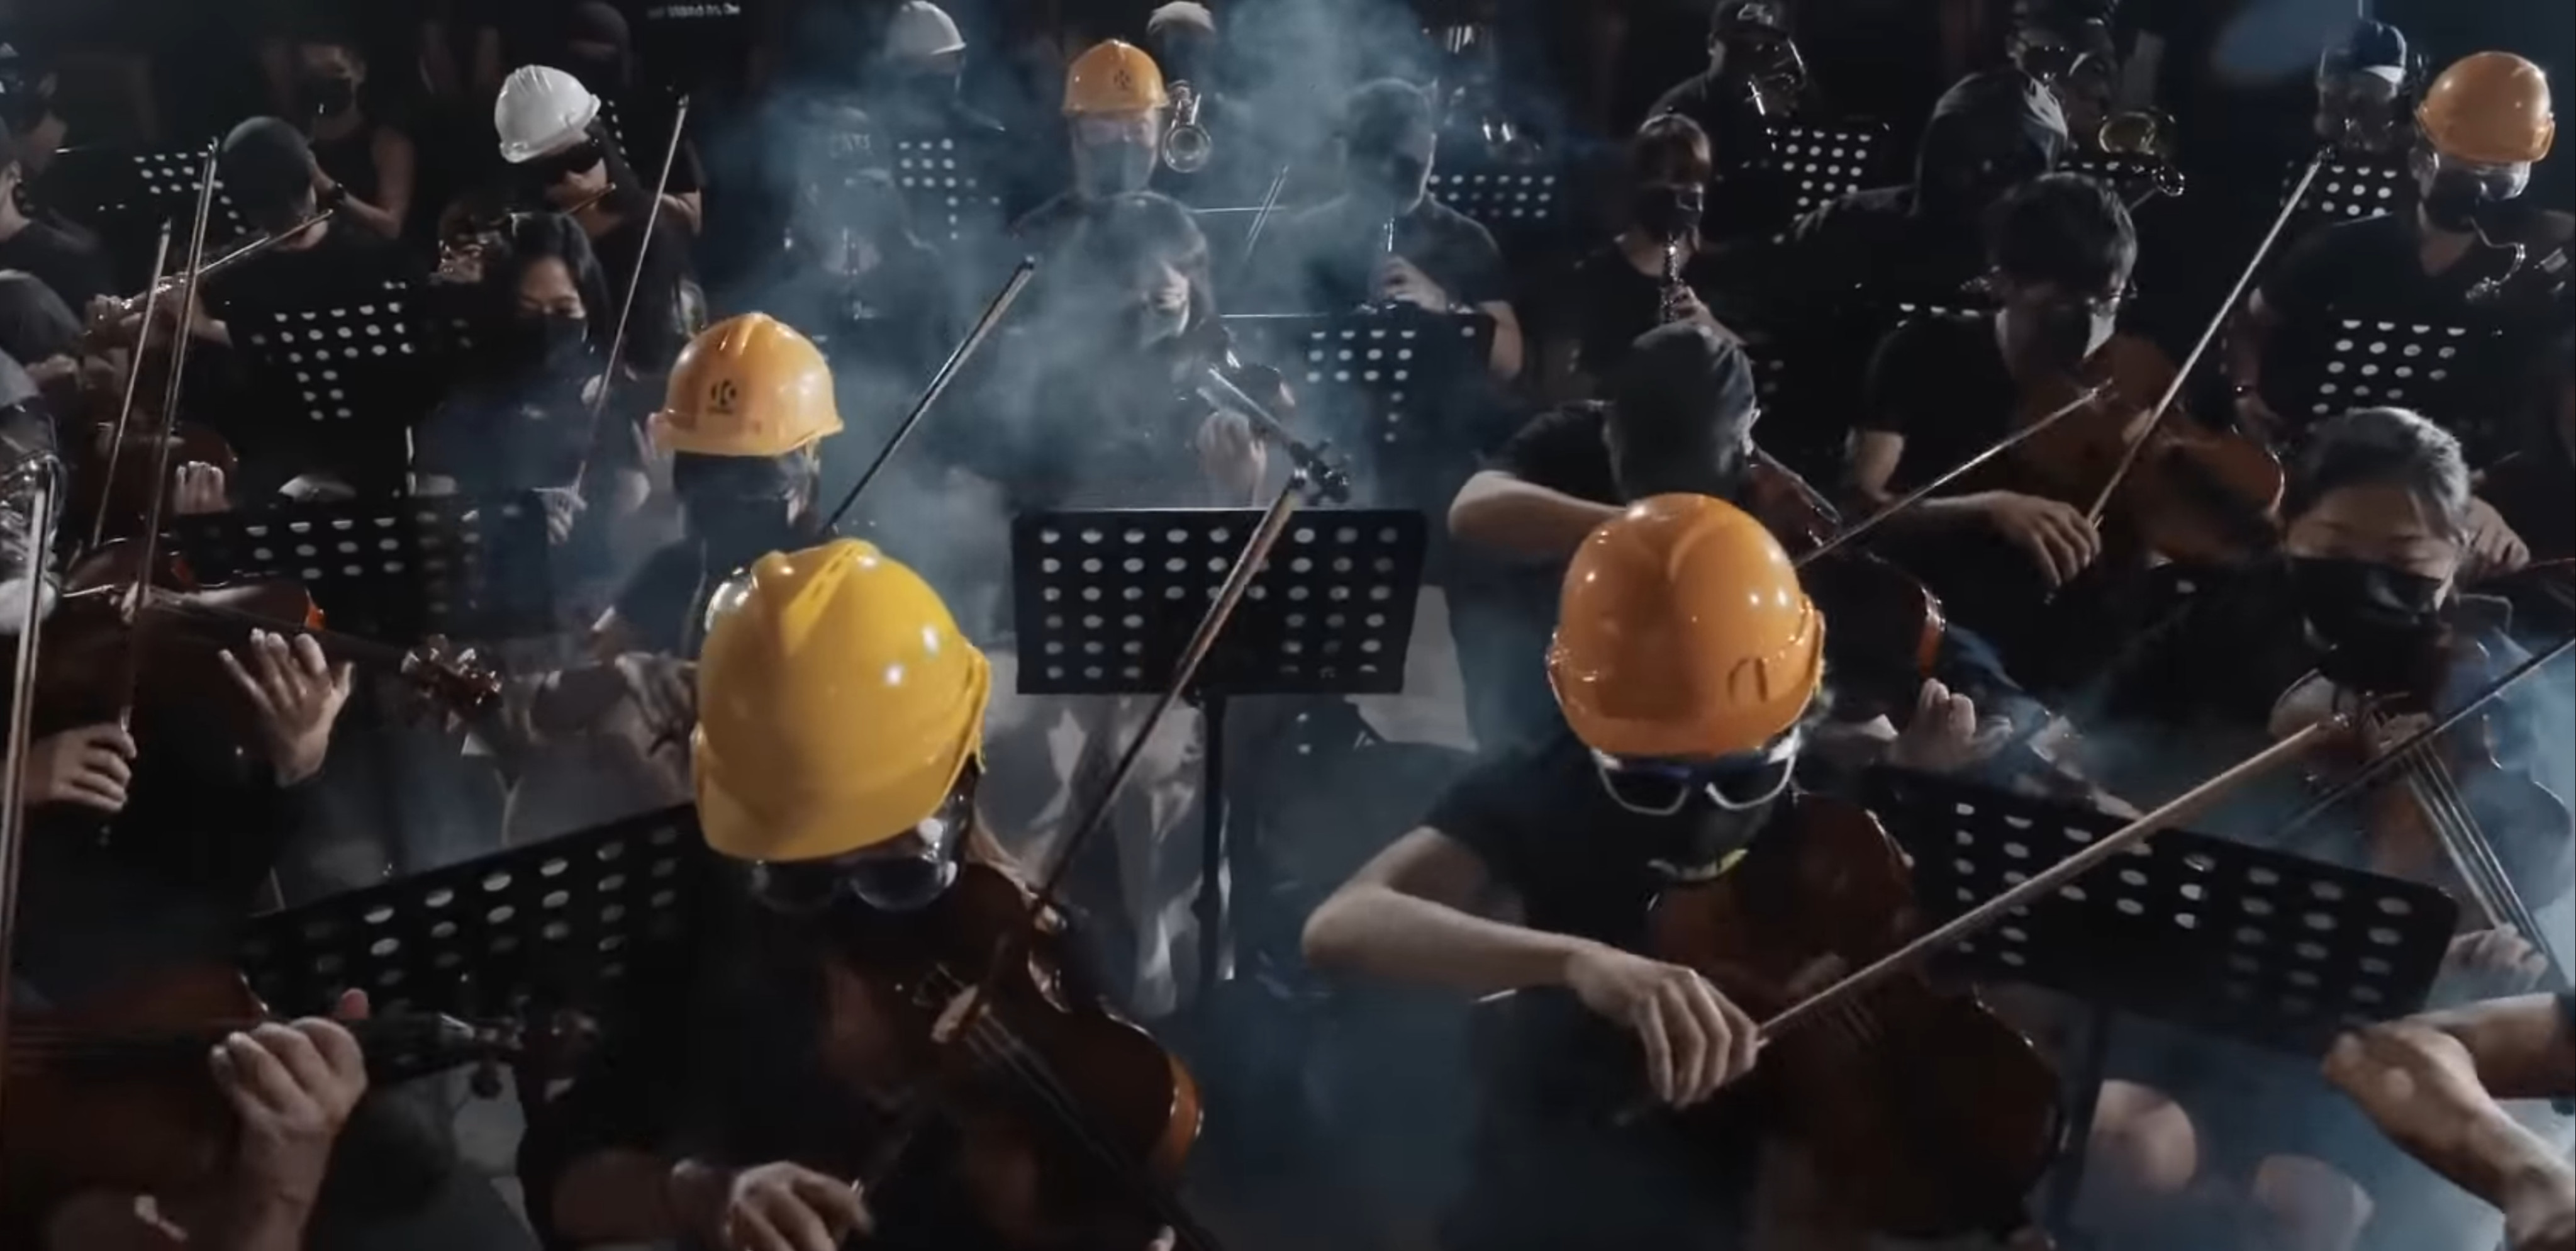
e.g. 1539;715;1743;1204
1196;695;1229;1004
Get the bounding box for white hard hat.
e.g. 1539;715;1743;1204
494;65;602;164
1146;2;1215;36
887;2;966;59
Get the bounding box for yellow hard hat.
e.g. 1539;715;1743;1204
649;313;844;458
694;539;992;863
1064;40;1168;115
2418;52;2556;165
1549;493;1825;760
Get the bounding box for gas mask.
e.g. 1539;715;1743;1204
1924;129;2048;223
2412;149;2527;234
298;74;357;119
2289;555;2448;691
0;69;47;133
748;769;976;914
1632;183;1705;242
1077;139;1157;198
1590;731;1799;883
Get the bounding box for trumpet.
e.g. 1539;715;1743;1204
2096;109;2187;201
1164;81;1212;174
90;208;338;324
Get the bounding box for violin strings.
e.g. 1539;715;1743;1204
915;965;1219;1251
2384;715;2549;953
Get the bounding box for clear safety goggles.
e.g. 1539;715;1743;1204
1590;727;1804;817
2421;147;2531;200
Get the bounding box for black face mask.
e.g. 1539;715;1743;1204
1078;140;1157;198
1353;149;1431;214
1632;184;1705;241
2419;169;2494;233
298;74;357;118
509;312;590;376
2289;556;2446;690
1592;750;1793;882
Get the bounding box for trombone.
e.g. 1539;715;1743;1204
2096;108;2188;203
1165;82;1212;174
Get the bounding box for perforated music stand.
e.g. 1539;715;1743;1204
1223;308;1493;507
238;805;711;1043
1425;165;1564;238
2297;152;2406;231
2058;151;2166;208
235;291;448;484
171;493;555;642
1866;767;2458;1230
1748;118;1886;217
889;135;1006;245
2288;315;2514;455
1012;508;1427;1001
130;145;251;240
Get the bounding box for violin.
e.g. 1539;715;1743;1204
2004;334;2282;566
1744;447;1946;693
1;965;516;1230
2270;629;2571;988
1644;794;2063;1238
35;540;498;744
817;861;1210;1250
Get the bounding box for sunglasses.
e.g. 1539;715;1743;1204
524;138;607;186
1591;729;1802;818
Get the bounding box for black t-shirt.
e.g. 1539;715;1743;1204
414;367;643;495
2255;205;2567;457
1856;310;2013;493
1425;728;1789;951
1251;194;1510;315
0;218;112;312
1557;243;1734;387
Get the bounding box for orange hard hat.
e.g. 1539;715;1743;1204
2418;52;2556;165
1549;493;1825;760
1064;40;1168;115
649;313;843;458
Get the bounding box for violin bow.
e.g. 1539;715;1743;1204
1761;715;2352;1038
0;449;62;1125
2077;147;2328;527
1793;381;2110;568
569;94;692;498
1230;162;1293;283
118;147;225;671
86;222;176;553
864;441;1352;1251
820;257;1039;533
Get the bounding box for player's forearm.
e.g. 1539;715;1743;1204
1303;884;1597;997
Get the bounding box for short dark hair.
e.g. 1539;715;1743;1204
1342;79;1435;155
1632;113;1714;186
1987;171;2136;291
2284;407;2472;537
1607;323;1761;500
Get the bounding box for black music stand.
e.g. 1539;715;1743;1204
1012;508;1427;1002
1225;308;1494;508
171;493;555;642
1866;768;2459;1233
235;293;448;486
238;807;714;1075
888;135;1006;245
2058;151;2167;208
2298;152;2406;230
131;145;251;240
1748;118;1887;218
2287;315;2517;457
1426;165;1565;241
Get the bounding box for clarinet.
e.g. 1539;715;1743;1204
1659;237;1689;323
